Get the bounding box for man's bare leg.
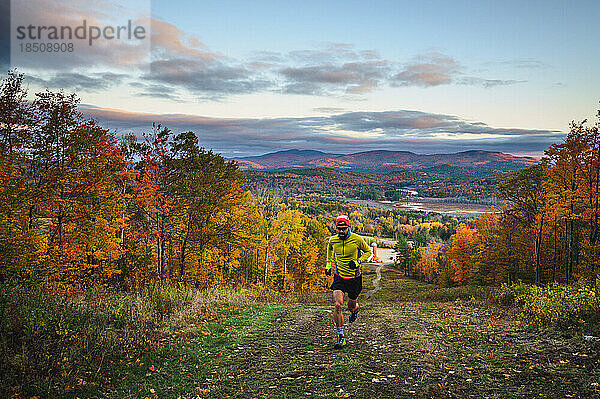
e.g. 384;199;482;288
333;290;344;327
348;297;359;323
348;298;358;313
333;290;347;347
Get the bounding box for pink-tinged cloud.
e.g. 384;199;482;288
392;52;461;87
150;19;218;61
79;105;564;158
409;116;450;129
277;47;391;95
12;0;150;71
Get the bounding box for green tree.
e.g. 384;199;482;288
168;131;249;286
395;235;411;276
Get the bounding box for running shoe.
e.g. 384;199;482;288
349;307;359;323
333;334;346;349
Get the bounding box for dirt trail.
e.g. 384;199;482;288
365;247;395;300
364;264;383;299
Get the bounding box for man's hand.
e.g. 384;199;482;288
325;268;332;276
348;260;358;269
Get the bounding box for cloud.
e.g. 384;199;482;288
391;52;461;87
484;59;546;70
327;111;455;132
275;44;391;95
313;107;347;114
130;82;183;101
389;52;526;89
137;19;273;99
80;105;564;157
13;5;537;100
144;59;271;99
140;41;393;98
287;43;361;63
250;51;286;63
280;61;388;95
12;0;150;71
456;77;526;88
27;72;127;92
150;19;216;61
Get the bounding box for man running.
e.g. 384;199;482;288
326;215;372;349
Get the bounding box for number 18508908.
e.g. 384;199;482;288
19;42;74;52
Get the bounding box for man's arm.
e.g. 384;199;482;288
357;237;372;264
326;237;333;273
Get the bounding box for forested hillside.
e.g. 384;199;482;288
0;71;328;291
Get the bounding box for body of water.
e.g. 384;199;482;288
345;198;494;218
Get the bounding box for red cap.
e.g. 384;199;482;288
336;215;351;227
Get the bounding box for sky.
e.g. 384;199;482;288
4;0;600;158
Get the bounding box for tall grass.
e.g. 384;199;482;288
0;281;301;398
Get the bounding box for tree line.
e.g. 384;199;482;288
396;112;600;289
0;71;328;291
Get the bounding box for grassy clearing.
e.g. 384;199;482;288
412;285;493;302
99;303;289;398
365;265;599;333
2;271;600;398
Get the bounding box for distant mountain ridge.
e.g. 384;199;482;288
233;149;538;174
234;149;338;170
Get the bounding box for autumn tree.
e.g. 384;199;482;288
0;73;129;285
270;212;328;292
416;240;442;283
0;70;32;154
434;241;453;287
0;70;41;281
447;223;478;285
253;187;283;285
133;124;176;280
168;132;251;286
270;209;305;290
28;91;126;283
578;113;600;283
545;120;591;283
499;163;548;284
0;71;344;293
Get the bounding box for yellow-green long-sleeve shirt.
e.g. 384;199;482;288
326;232;372;279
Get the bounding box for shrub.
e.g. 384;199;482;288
494;282;532;306
494;282;600;329
0;283;161;397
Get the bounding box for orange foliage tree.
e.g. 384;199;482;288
544;113;600;284
447;223;478;285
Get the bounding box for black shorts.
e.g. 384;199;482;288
330;274;363;300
